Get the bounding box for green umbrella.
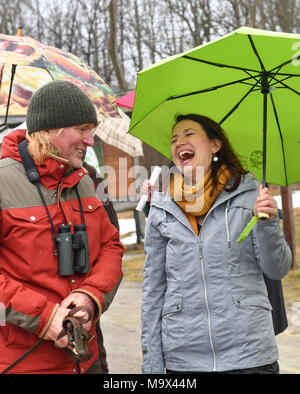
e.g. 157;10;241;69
129;26;300;187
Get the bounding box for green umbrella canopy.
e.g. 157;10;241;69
129;26;300;186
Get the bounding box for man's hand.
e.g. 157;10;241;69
43;292;95;348
253;185;278;219
42;306;71;345
60;292;95;331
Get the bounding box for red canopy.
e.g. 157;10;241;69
115;90;135;109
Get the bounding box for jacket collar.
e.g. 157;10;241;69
151;173;258;228
36;154;88;190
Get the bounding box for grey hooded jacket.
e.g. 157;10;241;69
141;173;292;373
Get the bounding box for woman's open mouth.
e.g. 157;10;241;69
178;150;195;165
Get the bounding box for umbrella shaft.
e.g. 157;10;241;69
262;92;268;188
260;70;271;188
4;64;17;125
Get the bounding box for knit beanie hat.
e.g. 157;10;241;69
26;80;98;134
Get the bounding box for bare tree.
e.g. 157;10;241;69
217;0;300;32
0;0;29;35
108;0;128;90
164;0;213;47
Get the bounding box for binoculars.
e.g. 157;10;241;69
56;224;90;276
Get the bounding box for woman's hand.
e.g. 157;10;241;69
253;184;278;219
141;179;152;202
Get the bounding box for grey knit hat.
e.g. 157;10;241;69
26;80;98;134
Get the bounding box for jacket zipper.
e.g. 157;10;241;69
225;200;231;248
151;202;218;371
199;230;217;372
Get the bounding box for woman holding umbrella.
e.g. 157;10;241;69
141;113;291;374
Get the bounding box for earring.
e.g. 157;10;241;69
213;153;219;162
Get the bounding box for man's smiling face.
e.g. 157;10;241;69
47;124;95;168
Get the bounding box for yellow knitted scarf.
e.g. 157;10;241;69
170;164;232;235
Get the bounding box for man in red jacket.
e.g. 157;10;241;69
0;80;123;374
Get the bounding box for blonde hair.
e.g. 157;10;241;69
26;129;64;164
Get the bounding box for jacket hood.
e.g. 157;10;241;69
1;128;27;161
1;128;86;189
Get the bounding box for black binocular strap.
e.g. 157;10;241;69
18;140;58;256
37;183;59;256
17;140;85;256
74;185;86;226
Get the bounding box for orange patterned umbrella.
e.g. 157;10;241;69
0;33;119;126
0;33;143;157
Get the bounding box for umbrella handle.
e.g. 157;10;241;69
258;212;270;220
258;180;270;220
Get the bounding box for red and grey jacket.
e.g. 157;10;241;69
0;129;124;374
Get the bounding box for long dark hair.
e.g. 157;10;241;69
173;114;247;193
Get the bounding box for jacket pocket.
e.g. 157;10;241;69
233;293;273;311
3;208;51;242
71;197;102;214
161;298;184;354
232;292;274;349
162;298;183;316
6;207;49;224
71;197;102;231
